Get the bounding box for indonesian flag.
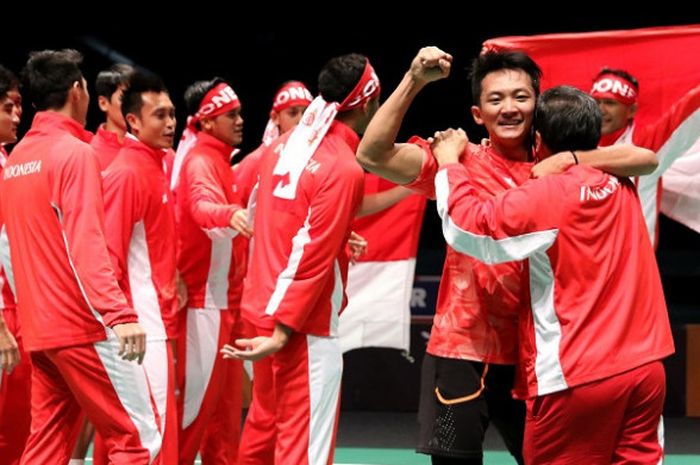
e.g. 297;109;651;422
484;24;700;236
339;173;426;353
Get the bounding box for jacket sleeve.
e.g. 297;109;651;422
233;148;263;207
266;163;364;331
184;155;242;239
102;167;143;307
435;163;562;264
403;136;438;199
52;145;137;327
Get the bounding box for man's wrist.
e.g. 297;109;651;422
570;150;579;165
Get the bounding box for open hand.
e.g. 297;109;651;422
230;209;253;238
348;231;368;264
112;322;147;364
0;326;20;374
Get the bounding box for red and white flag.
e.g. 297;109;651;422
484;24;700;236
339;173;426;353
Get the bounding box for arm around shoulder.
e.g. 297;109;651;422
578;144;657;177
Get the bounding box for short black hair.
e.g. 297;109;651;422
121;71;168;121
318;53;367;108
534;85;602;154
0;65;19;100
593;67;639;92
21;49;84;111
470;51;542;105
95;63;134;99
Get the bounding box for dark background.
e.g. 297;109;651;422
2;14;699;310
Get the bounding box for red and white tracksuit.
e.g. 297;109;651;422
406;138;532;364
90;124;123;172
0;146;29;465
600;85;700;247
435;161;675;464
0;112;161;465
174;132;245;465
95;135;180;465
241;121;364;465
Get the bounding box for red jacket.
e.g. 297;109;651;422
436;162;674;398
241;121;364;336
233;143;265;208
407;139;531;364
0;112;135;351
90;124;123;172
175;132;244;310
103;136;178;340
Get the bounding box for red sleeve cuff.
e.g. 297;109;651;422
274;314;301;334
405;136;438;199
102;308;139;328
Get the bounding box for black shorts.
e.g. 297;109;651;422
417;354;525;463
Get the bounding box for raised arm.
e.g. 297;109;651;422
531;144;657;179
357;46;452;184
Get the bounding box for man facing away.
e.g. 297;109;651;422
223;52;380;465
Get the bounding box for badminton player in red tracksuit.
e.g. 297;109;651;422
432;86;674;465
223;53;379;465
172;78;249;465
96;72;179;465
0;50;161;465
231;79;312;465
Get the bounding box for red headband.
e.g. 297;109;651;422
590;73;638;105
338;59;381;112
194;82;241;122
272;81;313;113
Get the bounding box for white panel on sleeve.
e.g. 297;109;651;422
435;170;558;264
